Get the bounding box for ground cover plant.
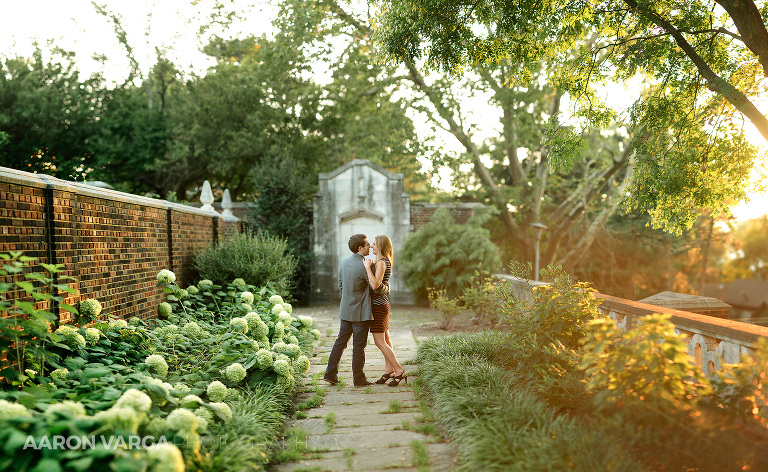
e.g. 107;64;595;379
0;252;321;472
415;264;768;471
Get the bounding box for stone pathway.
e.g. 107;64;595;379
275;305;457;472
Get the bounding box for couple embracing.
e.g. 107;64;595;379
323;233;407;387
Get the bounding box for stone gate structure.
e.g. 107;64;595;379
312;160;413;304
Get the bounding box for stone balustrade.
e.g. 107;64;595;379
495;274;768;379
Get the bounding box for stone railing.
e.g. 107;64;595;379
495;275;768;379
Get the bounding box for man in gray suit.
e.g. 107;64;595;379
323;233;374;387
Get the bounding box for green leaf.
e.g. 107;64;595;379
13;301;36;314
14;281;34;294
4;429;32;453
65;457;94;472
0;282;13;292
65;358;87;370
2;264;23;274
60;303;79;314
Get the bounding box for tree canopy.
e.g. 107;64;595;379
373;0;768;233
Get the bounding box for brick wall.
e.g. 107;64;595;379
409;202;485;230
0;167;226;323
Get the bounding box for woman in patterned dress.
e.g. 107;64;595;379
363;234;407;386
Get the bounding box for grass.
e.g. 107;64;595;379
295;386;325;411
325;328;333;336
272;427;325;464
296;411;308;419
324;412;336;433
411;440;430;472
320;354;329;364
344;448;355;469
416;332;645;472
381;399;402;413
196;384;291;472
396;420;439;436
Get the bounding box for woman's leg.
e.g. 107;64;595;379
384;329;394;372
372;332;403;375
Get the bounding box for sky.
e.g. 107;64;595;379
2;0;767;221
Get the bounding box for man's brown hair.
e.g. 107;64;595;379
348;234;368;253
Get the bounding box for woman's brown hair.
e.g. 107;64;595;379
375;234;394;267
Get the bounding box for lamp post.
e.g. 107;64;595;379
529;222;548;281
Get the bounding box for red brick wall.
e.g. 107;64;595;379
409;202;484;231
0;167;229;323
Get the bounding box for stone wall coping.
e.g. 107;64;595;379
0;166;219;218
595;293;768;345
317;159;404;181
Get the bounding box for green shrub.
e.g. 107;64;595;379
251;159;314;305
194;229;297;297
428;288;462;329
416;333;644;472
461;270;500;325
400;207;501;301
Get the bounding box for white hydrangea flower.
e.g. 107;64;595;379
232;278;247;289
0;399;32;420
177;289;189;300
194;407;213;422
276;373;295;393
198;279;213;290
272;359;292;377
222;363;247;384
158;302;172;319
140;376;170;406
275;353;292;365
206;381;228;402
278;312;292;326
273;322;285;338
240;291;254;305
166;408;198;432
51;368;69;381
179;395;203;408
182;322;204;339
54;325;86;349
146;443;185;472
209;402;233;423
186;285;199;295
311;329;321;340
287;335;299;346
230;317;248;334
83;328;100;345
145;355;169;378
79;298;102;318
256;349;273;370
145;417;168;439
271;304;285;315
285;343;301;359
156;269;176;284
176;429;200;452
173;383;191;395
294;355;311;375
283;302;293;314
94;406;141;433
245;313;269;338
109;318;128;329
44;400;86;421
269;295;284;305
240;303;253;312
115;389;152;413
298;315;312;328
194;414;209;433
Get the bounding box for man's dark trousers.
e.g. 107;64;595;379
325;319;370;385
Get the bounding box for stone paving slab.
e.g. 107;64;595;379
274;306;456;472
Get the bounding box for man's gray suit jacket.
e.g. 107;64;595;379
338;253;372;322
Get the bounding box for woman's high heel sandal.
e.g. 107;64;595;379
387;371;408;387
375;370;395;384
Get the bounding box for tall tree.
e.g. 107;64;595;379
373;0;766;234
277;0;634;268
0;47;102;179
722;215;768;281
